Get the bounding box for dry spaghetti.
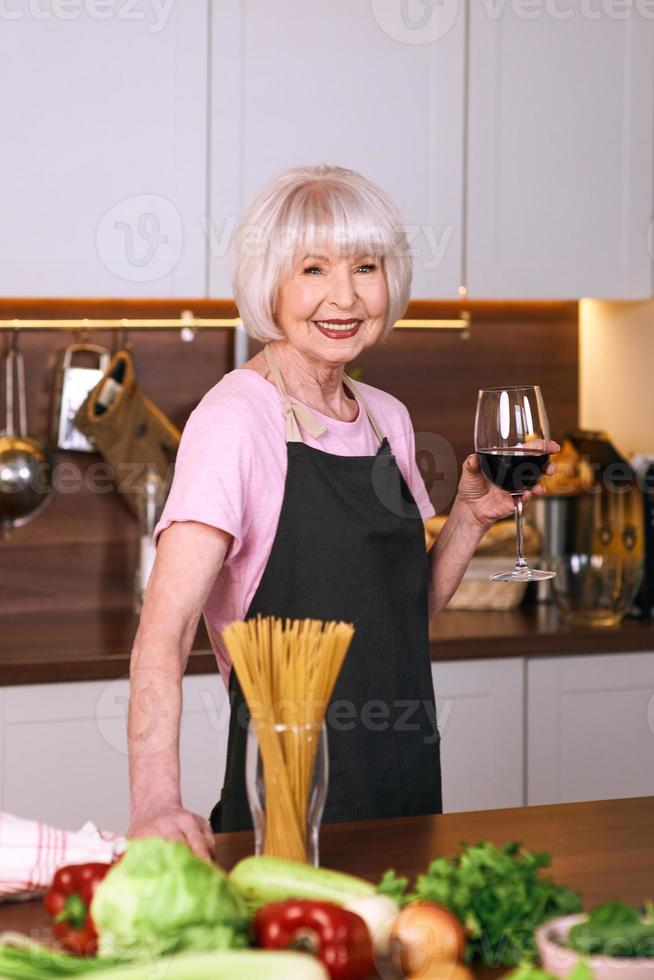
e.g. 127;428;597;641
222;615;355;862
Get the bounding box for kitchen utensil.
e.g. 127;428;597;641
54;343;110;452
73;349;180;518
552;551;643;626
536;913;654;980
0;336;53;534
539;429;644;620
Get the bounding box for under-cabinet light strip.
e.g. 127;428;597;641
0;313;470;331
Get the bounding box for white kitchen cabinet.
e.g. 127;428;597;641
527;652;654;805
0;3;208;297
467;4;654;299
432;658;524;813
0;672;229;834
209;0;466;300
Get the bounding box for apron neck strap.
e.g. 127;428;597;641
264;344;326;442
264;344;385;445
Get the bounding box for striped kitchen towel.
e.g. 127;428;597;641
0;811;126;900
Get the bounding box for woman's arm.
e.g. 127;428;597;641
127;520;231;861
428;448;559;617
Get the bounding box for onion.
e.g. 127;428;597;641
389;901;467;978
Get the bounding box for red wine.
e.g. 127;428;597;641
477;447;550;494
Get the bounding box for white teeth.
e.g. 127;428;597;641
315;320;360;332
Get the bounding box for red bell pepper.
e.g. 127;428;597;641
254;899;374;980
43;862;112;956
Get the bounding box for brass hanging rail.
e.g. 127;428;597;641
0;311;470;331
0;315;243;331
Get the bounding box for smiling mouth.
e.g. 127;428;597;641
313;319;362;338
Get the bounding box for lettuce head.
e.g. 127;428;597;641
91;838;249;960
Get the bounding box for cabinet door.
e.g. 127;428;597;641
527;652;654;805
467;5;654;299
209;1;465;300
0;673;228;834
432;658;524;812
0;4;208;297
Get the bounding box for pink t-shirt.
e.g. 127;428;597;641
154;368;435;686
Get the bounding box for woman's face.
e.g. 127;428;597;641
274;246;388;365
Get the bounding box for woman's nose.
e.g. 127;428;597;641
329;270;357;309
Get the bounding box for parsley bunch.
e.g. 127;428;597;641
378;841;582;966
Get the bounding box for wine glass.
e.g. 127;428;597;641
474;385;555;582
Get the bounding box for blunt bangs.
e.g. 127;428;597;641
231;164;412;343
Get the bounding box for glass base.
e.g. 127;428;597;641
490;567;556;583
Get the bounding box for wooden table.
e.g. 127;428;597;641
1;797;653;974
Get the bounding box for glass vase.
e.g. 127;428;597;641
245;719;329;866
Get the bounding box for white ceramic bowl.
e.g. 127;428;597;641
536;914;654;980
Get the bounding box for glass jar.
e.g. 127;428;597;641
245;719;329;866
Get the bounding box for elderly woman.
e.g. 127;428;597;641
127;164;555;861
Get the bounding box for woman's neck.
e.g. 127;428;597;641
267;340;358;421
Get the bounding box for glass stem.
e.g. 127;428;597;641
514;495;528;569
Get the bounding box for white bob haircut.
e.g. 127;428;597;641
231;164;412;343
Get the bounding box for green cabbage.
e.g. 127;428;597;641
91;839;249;960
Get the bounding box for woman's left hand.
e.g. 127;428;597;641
455;441;560;530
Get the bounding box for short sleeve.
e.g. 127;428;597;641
400;407;436;521
154;399;251;557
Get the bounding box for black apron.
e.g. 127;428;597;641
210;345;442;831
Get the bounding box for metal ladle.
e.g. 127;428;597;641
0;331;53;538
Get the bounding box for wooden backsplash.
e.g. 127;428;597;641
0;299;578;617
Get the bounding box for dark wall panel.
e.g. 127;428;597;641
0;300;578;618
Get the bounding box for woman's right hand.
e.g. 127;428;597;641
127;804;217;863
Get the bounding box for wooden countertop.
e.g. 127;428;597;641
1;796;653;975
1;604;654;686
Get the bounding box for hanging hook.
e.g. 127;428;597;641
119;318;133;353
180;309;196;343
77;318;91;345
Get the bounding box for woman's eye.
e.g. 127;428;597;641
303;265;322;275
356;263;377;273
